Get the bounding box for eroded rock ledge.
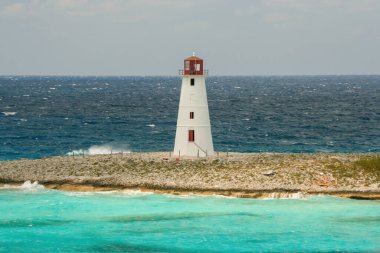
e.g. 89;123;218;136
1;152;379;199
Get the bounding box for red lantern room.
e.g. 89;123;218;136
180;53;207;76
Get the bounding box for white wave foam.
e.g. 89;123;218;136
2;111;17;116
261;192;307;200
63;190;153;197
146;124;155;127
21;180;45;190
0;180;45;191
164;194;211;199
66;144;131;156
111;190;153;197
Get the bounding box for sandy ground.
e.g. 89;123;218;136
0;152;379;199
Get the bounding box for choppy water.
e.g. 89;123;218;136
0;184;379;252
1;75;379;160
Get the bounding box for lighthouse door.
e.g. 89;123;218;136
188;130;195;142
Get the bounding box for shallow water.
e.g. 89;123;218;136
1;76;379;160
0;185;379;252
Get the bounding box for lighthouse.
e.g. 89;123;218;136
174;54;214;157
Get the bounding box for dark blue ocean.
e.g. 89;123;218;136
1;75;379;160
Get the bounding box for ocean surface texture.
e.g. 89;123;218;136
0;185;380;252
1;76;380;253
1;76;379;160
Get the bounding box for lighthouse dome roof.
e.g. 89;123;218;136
185;55;203;61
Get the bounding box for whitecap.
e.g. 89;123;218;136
66;144;131;156
2;112;17;116
146;124;155;127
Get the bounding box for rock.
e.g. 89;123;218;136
262;170;275;176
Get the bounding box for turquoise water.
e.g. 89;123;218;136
0;185;379;252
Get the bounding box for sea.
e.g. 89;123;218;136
1;75;379;160
1;75;380;252
0;183;380;252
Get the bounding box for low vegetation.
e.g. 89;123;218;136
354;155;380;180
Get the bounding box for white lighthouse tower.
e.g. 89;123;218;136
174;54;214;157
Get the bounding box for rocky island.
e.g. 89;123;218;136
1;152;379;199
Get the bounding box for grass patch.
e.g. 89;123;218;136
354;156;380;179
326;155;380;181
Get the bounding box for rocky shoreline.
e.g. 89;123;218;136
1;152;379;199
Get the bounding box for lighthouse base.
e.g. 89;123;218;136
173;126;214;157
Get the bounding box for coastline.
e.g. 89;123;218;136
1;152;379;200
2;182;380;200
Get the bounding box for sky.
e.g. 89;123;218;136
0;0;379;76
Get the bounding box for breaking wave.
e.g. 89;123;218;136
63;190;153;197
2;111;17;116
0;180;45;190
66;144;131;156
261;192;307;200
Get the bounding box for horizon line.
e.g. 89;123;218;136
1;74;380;77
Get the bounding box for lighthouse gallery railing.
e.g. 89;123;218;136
178;69;209;76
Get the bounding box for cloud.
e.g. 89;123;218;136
0;0;119;17
1;0;379;75
0;3;25;16
51;0;119;16
0;0;206;18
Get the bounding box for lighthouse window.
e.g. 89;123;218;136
190;78;195;86
190;112;194;119
195;64;200;71
185;61;190;70
188;130;195;142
